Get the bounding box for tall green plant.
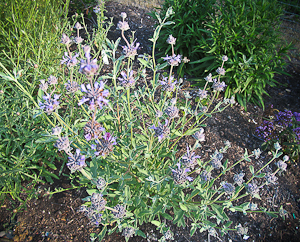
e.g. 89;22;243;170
153;0;292;109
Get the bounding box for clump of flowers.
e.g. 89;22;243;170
256;107;300;161
35;8;291;242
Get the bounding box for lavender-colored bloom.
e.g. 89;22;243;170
165;106;179;119
91;193;107;212
80;46;99;76
39;79;48;92
171;163;193;185
96;177;106;190
222;55;228;62
293;127;300;140
275;110;293;127
74;22;83;30
246;183;259;196
83;120;105;141
160;76;177;92
183;56;190;63
61;52;79;67
118;70;136;88
79;206;103;226
54;136;72;153
212;79;226;92
122;227;135;238
39;93;60;115
210;150;223;169
233;172;245;186
252;148;262;159
200;170;212;181
204;73;213;82
74;36;84;44
150;120;170;142
192;128;205;142
276;160;287;171
222;182;235;195
122;40;140;58
283;155;289;162
224;96;236;105
65;80;79;93
197;88;208;99
236;224;248;236
120;12;127;19
51;126;62;136
265;172;278;185
162;54;181;66
94;132;116;157
255;120;276;142
67;149;86;173
166;34;176;45
216;67;226;75
180;145;201;169
112;204;126;219
117;21;130;31
293;112;300;122
61;33;71;45
78;81;110;110
274;142;281;150
48;75;58;85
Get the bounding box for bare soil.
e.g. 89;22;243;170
1;1;300;242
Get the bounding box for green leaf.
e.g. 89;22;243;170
161;213;173;220
173;209;184;225
136;230;146;238
249;165;254;174
179;203;188;212
151;220;161;227
97;225;107;241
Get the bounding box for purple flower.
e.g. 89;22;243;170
171;163;193;185
160;76;177;92
180;145;201;169
54;136;72;153
233;172;245;186
80;45;99;76
293;127;300;140
122;40;140;58
78;81;110;110
210;150;224;169
222;182;235;195
150;120;170;142
65;80;79;93
265;172;278;185
166;34;176;45
222;55;228;62
162;54;181;66
51;126;62;136
256;120;276;142
293;112;300;122
83;120;105;141
204;73;213;82
122;227;135;239
61;33;71;45
192;128;205;142
197;88;208;99
79;206;103;226
200;170;212;182
93;132;116;157
246;183;259;196
96;177;106;190
67;149;86;173
90;193;107;212
61;52;79;67
118;70;136;88
39;93;60;115
212;79;226;92
275;110;293;127
112;204;126;219
216;67;226;75
74;36;84;44
276;160;287;171
39;79;48;92
117;21;130;31
165;106;179;119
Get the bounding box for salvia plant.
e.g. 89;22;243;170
256;106;300;162
152;0;292;109
26;7;289;241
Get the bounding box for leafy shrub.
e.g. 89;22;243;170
256;106;300;162
23;7;290;241
152;0;292;109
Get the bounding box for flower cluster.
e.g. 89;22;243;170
256;120;276;142
180;145;200;169
171;163;193;185
150;120;170;142
67;149;86;173
160;75;177;92
275;110;293;127
92;132;117;157
118;70;136;88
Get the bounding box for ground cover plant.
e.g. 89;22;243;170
152;0;292;109
1;5;291;241
0;0;71;210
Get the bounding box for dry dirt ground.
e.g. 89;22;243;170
1;1;300;241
